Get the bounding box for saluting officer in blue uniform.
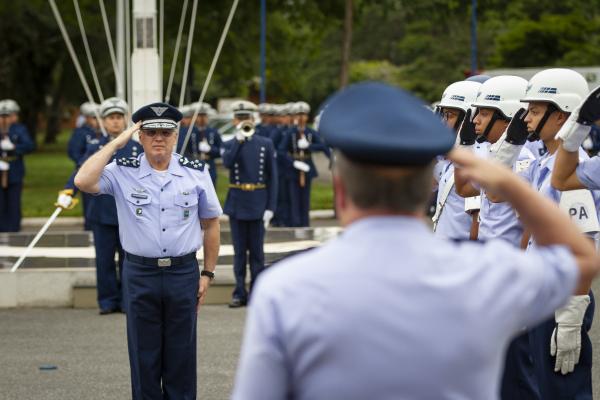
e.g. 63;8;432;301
222;100;277;308
67;102;100;230
278;101;330;227
59;97;141;314
192;102;222;186
270;104;293;226
75;102;221;400
0;99;35;232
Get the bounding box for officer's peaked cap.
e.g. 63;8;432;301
132;102;182;129
100;97;128;118
319;82;455;166
231;100;257;116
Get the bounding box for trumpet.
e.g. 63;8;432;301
237;120;255;138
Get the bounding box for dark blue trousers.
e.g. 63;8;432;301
272;175;289;227
288;177;312;227
123;257;199;400
82;192;92;231
531;291;595;400
0;182;23;232
501;331;540;399
230;218;265;302
91;223;123;310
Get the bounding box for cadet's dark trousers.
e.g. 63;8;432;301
91;223;124;310
230;218;265;302
288;177;311;227
530;291;595;400
81;192;92;231
500;331;540;399
123;257;199;400
0;182;22;232
272;174;290;227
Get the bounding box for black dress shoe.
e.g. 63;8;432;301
228;298;247;308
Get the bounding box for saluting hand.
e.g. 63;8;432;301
113;122;141;149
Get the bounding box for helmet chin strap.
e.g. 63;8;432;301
527;103;557;142
453;110;466;131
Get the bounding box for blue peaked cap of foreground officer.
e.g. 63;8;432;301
131;102;182;129
318;82;455;165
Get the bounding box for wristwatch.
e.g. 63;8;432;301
200;270;215;281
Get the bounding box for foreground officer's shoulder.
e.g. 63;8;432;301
178;155;206;172
116;157;141;168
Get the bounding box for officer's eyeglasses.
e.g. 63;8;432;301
442;110;460;121
142;130;176;138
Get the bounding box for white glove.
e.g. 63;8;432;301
550;294;590;375
293;160;310;172
0;160;8;171
297;137;309;150
263;209;274;229
556;111;592;152
235;130;245;142
56;193;73;209
199;141;211;153
0;138;15;151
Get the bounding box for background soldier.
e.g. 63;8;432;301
222;100;277;308
0;99;35;232
278;101;330;227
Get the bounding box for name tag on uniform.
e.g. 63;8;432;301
131;193;149;199
559;190;600;233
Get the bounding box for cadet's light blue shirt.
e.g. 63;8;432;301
576;155;600;190
478;147;535;246
232;216;578;400
97;153;222;257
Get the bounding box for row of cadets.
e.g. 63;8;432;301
0;99;35;232
453;69;597;400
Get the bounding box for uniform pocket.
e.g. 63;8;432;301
126;193;152;220
173;192;198;224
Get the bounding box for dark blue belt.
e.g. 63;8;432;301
125;251;197;267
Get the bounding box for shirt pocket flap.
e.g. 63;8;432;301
174;193;198;207
127;193;152;206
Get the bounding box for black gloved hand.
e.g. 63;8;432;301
458;109;477;145
577;86;600;126
505;108;529;145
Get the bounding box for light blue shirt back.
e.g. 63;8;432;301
232;216;578;400
576;154;600;190
98;153;222;257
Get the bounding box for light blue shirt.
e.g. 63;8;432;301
232;216;578;400
478;147;535;246
576;155;600;190
97;153;222;257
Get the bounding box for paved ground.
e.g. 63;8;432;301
2;281;600;399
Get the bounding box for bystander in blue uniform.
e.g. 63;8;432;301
0;99;35;232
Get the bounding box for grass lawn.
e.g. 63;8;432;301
22;130;334;217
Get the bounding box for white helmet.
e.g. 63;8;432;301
292;101;310;114
3;99;20;114
80;102;99;117
521;68;588;112
471;75;528;119
100;97;128;118
438;81;481;112
179;104;193;118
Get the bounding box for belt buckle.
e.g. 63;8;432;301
242;183;252;191
157;258;172;267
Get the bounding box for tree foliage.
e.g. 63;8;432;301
1;0;600;142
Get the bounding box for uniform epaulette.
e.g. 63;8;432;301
116;157;140;168
179;156;205;171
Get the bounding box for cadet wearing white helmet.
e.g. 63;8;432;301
432;80;483;240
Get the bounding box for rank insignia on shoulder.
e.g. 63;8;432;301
179;156;205;171
117;157;140;168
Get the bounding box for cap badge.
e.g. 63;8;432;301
151;106;168;116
